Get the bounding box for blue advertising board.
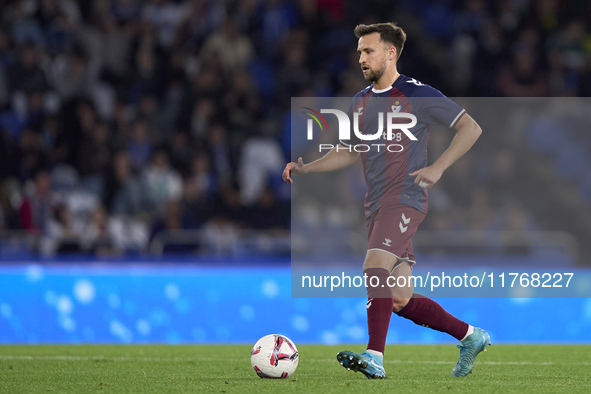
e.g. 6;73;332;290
0;263;590;344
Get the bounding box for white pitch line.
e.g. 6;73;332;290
309;358;586;366
0;356;196;362
387;360;557;366
0;355;588;366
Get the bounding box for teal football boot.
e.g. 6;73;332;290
451;327;491;377
337;350;386;379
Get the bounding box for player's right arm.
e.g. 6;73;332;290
282;146;359;184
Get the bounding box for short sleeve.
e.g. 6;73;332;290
417;88;465;128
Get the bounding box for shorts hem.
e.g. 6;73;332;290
367;248;416;266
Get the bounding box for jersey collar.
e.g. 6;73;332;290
371;74;405;94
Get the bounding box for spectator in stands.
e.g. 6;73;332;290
9;43;48;95
207;123;232;186
0;184;18;230
0;32;10;108
110;100;133;146
77;121;112;178
49;45;95;100
151;199;183;238
168;131;193;176
180;177;213;229
81;204;118;255
190;153;216;197
128;119;153;170
243;187;288;230
20;170;54;233
142;148;183;211
190;99;216;141
137;94;170;143
259;0;296;48
497;46;549;96
46;203;82;254
150;199;198;253
17;128;47;182
200;18;254;71
105;150;147;217
141;0;189;48
239;130;284;206
546;47;579;96
549;20;590;75
454;0;488;36
223;69;261;136
202;215;239;254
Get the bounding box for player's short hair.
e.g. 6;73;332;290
354;23;406;60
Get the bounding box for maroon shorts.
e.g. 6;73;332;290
366;204;426;265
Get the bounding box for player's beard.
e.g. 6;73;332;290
364;58;387;83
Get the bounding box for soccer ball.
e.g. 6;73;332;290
250;334;299;379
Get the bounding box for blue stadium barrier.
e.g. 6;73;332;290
0;261;590;344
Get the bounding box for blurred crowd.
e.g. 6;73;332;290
0;0;589;256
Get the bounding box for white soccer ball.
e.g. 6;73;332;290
250;334;299;379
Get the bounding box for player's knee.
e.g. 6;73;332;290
392;297;411;313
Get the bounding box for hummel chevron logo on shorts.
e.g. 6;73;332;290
399;213;411;233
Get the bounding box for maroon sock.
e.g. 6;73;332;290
395;294;468;341
365;268;393;354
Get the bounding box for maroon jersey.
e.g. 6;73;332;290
339;74;465;217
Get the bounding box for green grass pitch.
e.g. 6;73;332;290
1;344;590;393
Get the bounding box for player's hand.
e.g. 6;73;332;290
282;157;308;184
409;165;443;189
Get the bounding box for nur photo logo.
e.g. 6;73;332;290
302;106;418;153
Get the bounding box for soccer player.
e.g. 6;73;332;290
282;23;489;379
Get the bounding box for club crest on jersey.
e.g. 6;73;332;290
391;104;402;113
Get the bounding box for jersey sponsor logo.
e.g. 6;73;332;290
357;107;364;115
381;130;403;141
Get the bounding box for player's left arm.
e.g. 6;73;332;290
409;113;482;188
